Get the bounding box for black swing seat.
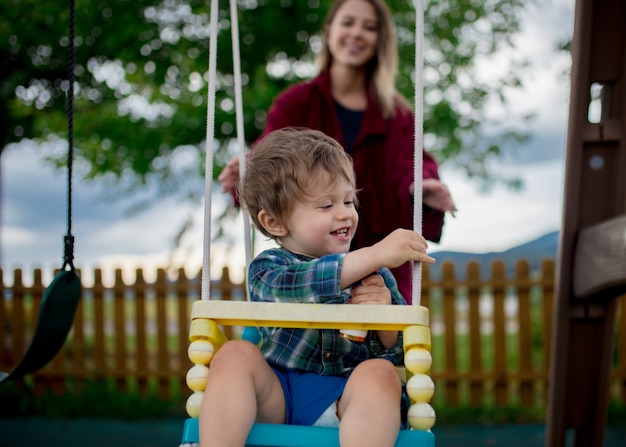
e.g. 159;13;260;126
0;269;81;382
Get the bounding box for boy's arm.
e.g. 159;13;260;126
340;228;435;289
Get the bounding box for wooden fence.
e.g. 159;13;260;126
1;259;625;409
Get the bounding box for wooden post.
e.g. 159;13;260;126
156;268;170;399
113;269;127;392
492;261;507;406
442;262;458;405
467;261;483;406
546;1;626;445
516;260;533;407
93;269;107;378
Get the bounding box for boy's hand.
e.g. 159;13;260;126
373;228;436;269
340;229;436;289
349;274;391;305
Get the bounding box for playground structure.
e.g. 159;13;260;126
546;0;626;446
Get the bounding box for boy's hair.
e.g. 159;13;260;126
239;127;357;239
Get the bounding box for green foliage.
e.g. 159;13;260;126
3;380;626;427
607;401;626;429
0;380;185;420
2;0;534;204
435;404;545;426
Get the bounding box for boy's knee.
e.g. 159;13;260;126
356;359;400;384
211;339;263;369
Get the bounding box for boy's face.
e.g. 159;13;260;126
279;177;359;258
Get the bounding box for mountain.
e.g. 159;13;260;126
426;230;559;280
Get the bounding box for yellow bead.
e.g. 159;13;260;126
186;391;204;418
406;373;435;402
403;325;431;350
405;347;432;374
188;340;215;364
186;364;210;391
407;402;436;430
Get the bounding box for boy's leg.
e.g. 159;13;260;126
337;359;401;447
199;339;286;447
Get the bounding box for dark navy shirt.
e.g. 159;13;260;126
334;100;364;152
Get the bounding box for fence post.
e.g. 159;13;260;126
220;267;235;340
492;260;507;406
113;268;128;392
135;268;148;394
541;260;555;403
421;264;431;310
176;267;192;393
442;261;458;405
93;269;107;378
11;269;25;376
71;276;86;384
467;261;483;406
516;260;533;406
155;268;170;399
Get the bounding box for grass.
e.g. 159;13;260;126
0;380;186;420
1;379;625;429
435;405;545;426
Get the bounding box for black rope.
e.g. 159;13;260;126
63;0;76;271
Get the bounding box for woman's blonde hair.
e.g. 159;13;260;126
316;0;408;118
239;127;357;240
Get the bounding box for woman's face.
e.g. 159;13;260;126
326;0;379;70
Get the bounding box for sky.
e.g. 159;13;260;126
0;1;575;286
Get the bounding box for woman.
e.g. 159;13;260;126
219;0;455;303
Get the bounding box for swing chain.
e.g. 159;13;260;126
63;234;75;271
63;0;76;272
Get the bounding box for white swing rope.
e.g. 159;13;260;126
201;0;218;301
412;0;425;306
202;0;252;301
202;1;425;306
229;0;254;298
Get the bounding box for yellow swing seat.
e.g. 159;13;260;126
180;301;437;447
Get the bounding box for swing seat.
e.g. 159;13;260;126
0;269;81;382
180;418;435;447
181;301;436;447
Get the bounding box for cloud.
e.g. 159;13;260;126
431;159;565;254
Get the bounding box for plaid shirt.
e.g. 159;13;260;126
248;247;407;377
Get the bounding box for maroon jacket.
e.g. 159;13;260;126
257;71;445;302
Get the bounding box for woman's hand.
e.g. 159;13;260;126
218;156;241;193
411;178;456;216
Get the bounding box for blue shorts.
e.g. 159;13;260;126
271;366;347;426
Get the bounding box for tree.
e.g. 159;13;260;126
1;0;532;207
